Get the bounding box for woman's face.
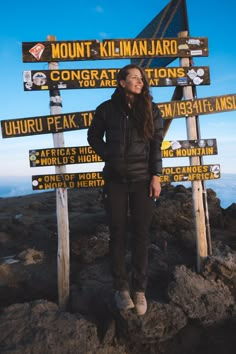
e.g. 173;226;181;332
120;68;144;96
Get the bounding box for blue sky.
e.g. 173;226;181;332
0;0;235;179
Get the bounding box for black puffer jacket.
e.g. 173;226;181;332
87;89;163;183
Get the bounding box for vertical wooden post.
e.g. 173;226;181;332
47;35;70;310
192;85;212;256
178;31;208;271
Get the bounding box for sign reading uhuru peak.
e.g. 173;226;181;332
22;37;208;62
2;94;236;138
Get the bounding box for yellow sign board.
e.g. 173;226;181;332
29;139;217;167
1;112;92;138
31;164;220;190
2;94;235;138
23;66;210;91
32;172;105;190
29;146;102;167
160;164;220;183
22;37;209;62
158;93;236;119
161;139;217;158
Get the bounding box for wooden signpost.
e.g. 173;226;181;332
2;94;235;138
178;30;208;271
23;66;210;91
160;164;220;183
29;145;103;167
31;164;220;191
28;139;217;167
161;138;217;157
159;93;236;119
1;111;92;138
22;37;209;62
32;171;105;190
47;35;70;311
0;13;235;307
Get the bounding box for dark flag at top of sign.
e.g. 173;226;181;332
132;0;189;68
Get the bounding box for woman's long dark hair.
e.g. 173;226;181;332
116;64;154;140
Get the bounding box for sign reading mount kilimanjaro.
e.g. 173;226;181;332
22;37;208;62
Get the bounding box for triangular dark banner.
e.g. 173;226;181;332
132;0;189;68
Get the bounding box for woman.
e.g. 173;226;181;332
87;64;163;315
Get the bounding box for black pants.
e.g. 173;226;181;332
105;181;155;292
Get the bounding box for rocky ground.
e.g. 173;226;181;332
0;184;236;353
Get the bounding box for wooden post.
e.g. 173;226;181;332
47;35;70;310
178;31;208;271
192;85;212;256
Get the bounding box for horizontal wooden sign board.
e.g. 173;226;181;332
23;66;210;91
159;93;236;119
161;164;220;183
29;146;103;167
161;138;217;158
22;37;209;62
32;171;105;190
29;139;217;167
2;94;235;138
31;164;220;190
1;112;92;138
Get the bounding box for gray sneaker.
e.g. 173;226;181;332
133;292;147;315
114;290;135;310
